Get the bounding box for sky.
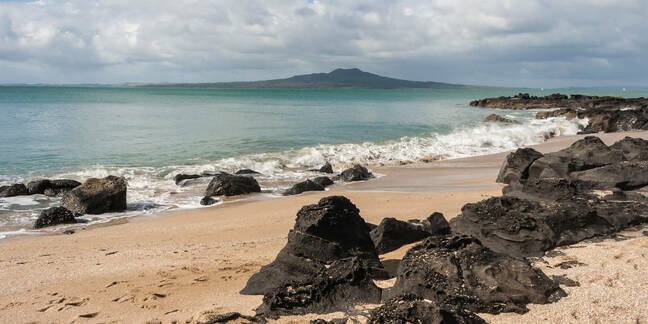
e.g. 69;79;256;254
0;0;646;87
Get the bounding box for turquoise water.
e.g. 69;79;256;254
0;86;644;237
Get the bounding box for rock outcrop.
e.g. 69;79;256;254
283;180;325;196
204;173;261;197
241;196;380;296
235;169;261;175
369;214;450;254
0;183;28;197
61;176;127;214
482;113;520;124
388;235;565;314
34;207;79;229
496;148;544;184
27;179;81;196
174;173;202;185
368;295;487;324
339;165;373;182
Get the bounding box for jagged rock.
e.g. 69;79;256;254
368;295;487;324
609;136;648;162
241;196;380;295
570;161;648;190
174;174;202;185
503;178;597;202
34;207;79;229
451;196;648;257
482;113;520;124
319;162;334;174
408;212;451;235
27;179;81;197
200;312;266;323
528;136;623;180
497;148;544;184
340;165;373;182
370;218;433;254
256;257;382;317
312;176;334;188
0;183;28;197
235;169;261;175
388;235;565;314
283;180;325;196
204;173;261;197
200;196;219;206
61;176;127;214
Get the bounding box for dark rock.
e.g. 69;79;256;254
609;136;648;162
201;312;266;323
451;196;648;257
312;176;334;188
528;136;623;180
368;295;487;324
503;178;597;202
370;218;433;254
256;257;382;317
554;260;586;269
174;174;201;185
34;207;79;229
283;180;325;196
552;275;580;287
63;230;76;235
0;183;28;197
61;176;127;214
420;212;451;235
27;179;80;196
200;196;219;206
388;235;565;314
340;165;373;182
497;148;544;184
241;196;380;296
204;173;261;197
571;161;648;190
482;113;520;124
319;162;334;174
310;318;348;324
235;169;261;175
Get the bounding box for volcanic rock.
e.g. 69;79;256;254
34;207;79;229
609;136;648;162
61;176;127;214
174;174;202;185
482;113;520;124
496;148;544;184
339;165;373;182
27;179;81;197
312;176;334;188
370;218;433;254
235;169;261;175
570;161;648;190
283;180;325;196
200;196;219;206
0;183;28;197
318;162;334;174
388;235;565;314
204;173;261;197
368;295;487;324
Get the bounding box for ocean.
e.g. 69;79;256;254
1;86;645;239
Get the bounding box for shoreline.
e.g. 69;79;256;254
1;130;648;323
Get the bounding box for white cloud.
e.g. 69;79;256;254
0;0;646;87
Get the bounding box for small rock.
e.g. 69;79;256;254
283;180;325;196
0;183;29;197
340;165;373;182
312;176;334;188
200;196;219;206
34;207;79;229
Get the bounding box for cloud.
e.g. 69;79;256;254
0;0;646;87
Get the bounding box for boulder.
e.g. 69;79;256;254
200;196;219;206
340;165;373;182
0;183;28;197
318;162;334;174
61;176;127;214
528;136;623;180
241;196;380;295
370;218;433;254
34;207;79;229
174;174;202;185
503;178;597;202
609;136;648;162
388;235;565;314
204;173;261;197
368;295;487;324
235;169;261;175
482;113;520;124
496;148;544;184
27;179;81;197
570;161;648;190
312;176;334;188
409;212;451;235
256;257;382;317
283;180;325;196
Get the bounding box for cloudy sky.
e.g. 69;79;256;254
0;0;646;87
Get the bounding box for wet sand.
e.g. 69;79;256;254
1;131;647;323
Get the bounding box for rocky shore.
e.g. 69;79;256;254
471;93;648;133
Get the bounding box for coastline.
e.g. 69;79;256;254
1;131;647;323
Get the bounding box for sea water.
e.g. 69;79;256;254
1;86;644;238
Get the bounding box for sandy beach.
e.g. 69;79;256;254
2;131;648;324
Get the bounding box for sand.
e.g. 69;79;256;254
1;131;647;324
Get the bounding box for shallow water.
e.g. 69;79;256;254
0;86;645;238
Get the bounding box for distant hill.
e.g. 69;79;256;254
142;68;480;89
